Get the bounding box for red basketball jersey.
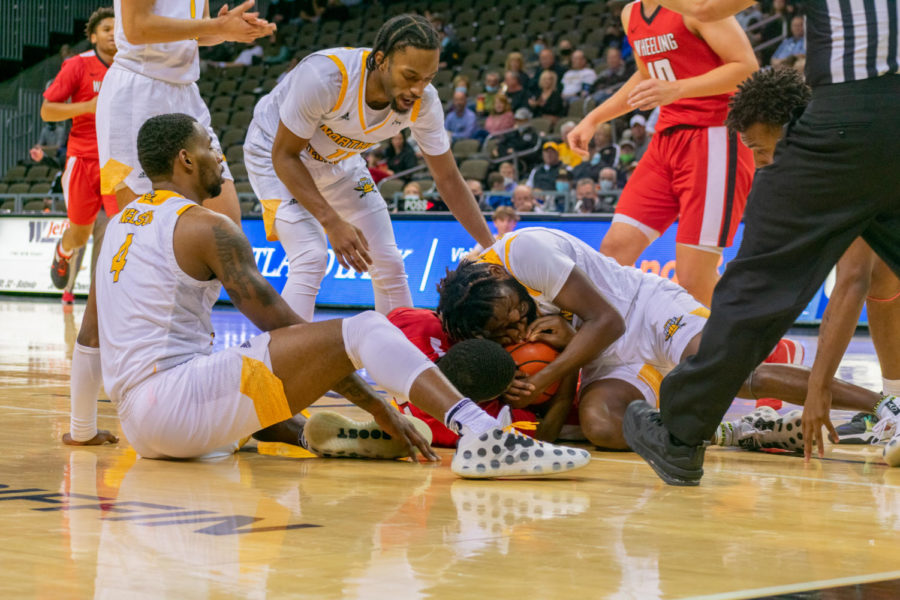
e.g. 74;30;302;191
387;307;453;363
627;1;732;131
43;50;110;159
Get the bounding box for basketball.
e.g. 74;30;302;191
505;341;561;404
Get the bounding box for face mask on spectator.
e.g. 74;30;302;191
485;85;498;93
599;179;614;191
533;43;544;55
620;153;635;164
504;177;515;187
555;181;570;193
454;86;468;95
591;153;602;166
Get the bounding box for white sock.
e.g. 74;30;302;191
70;343;102;442
876;394;900;421
341;311;435;398
58;240;74;258
444;398;501;437
883;378;900;397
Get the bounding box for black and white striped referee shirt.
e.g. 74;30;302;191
805;0;900;87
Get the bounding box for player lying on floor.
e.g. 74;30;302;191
435;227;888;453
723;65;900;465
65;112;590;479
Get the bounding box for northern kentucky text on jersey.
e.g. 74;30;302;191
632;33;679;57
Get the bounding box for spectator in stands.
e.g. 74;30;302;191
629;114;650;160
737;3;765;44
573;178;599;213
561;50;598;102
499;161;517;190
59;44;75;60
492;108;539;160
297;0;324;23
570;123;620;182
212;41;264;68
478;71;502;116
528;70;565;121
502;71;529;111
526;142;568;191
617;139;638;181
531;49;566;94
596;168;620;212
484;94;515;135
485;172;513;208
445;91;479;142
365;148;392;184
526;36;550;73
37;122;67;151
433;13;463;69
262;30;291;65
466;179;486;210
385;132;417;174
555;121;583;168
24;144;61;171
452;74;471;96
771;16;805;67
593;47;634;100
492;205;519;236
504;52;530;89
401;181;424;211
321;0;348;22
762;0;791;42
512;184;541;213
557;39;575;69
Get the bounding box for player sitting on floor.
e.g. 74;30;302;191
436;227;885;452
72;113;590;479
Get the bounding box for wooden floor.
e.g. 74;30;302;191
2;297;899;600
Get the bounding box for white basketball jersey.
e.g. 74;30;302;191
97;190;221;403
251;47;449;172
112;0;202;84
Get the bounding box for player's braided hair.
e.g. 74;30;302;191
725;66;811;132
137;113;199;179
85;6;114;40
366;14;440;71
436;261;535;342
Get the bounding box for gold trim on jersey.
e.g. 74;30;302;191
260;199;282;241
240;356;292;428
690;306;711;319
476;235;541;297
326;54;349;113
411;98;422;122
136;189;185;205
357;50;396;134
100;158;133;195
637;364;664;407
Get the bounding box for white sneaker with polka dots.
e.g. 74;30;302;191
451;409;591;479
876;415;900;467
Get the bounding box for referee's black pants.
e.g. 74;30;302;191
660;74;900;446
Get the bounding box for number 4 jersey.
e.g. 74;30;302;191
627;1;733;132
97;190;222;403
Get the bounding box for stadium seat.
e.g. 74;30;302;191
233;94;256;111
22;199;45;212
266;62;291;79
452;139;481;161
238;78;261;94
25;166;51;181
225;145;244;163
414;178;435;193
0;182;8;193
220;129;245;149
556;5;580;19
29;182;51;194
235;181;254;195
378;178;405;200
229;111;252;129
458;159;490;182
228;162;248;182
7;182;30;194
209;95;233;113
216;80;237;95
2;166;26;182
245;64;265;80
529;117;554;135
210;111;230;130
240;200;255;215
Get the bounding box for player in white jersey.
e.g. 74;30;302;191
244;14;494;321
437;227;883;451
97;0;275;222
71;113;590;476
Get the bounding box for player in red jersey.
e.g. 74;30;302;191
43;7;117;303
568;0;757;307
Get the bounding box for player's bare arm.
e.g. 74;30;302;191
120;0;274;46
658;0;754;21
422;150;494;248
271;122;372;273
41;97;97;122
534;372;579;441
627;13;757;110
519;268;625;403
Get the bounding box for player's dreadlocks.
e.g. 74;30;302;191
725;66;811;132
85;6;114;41
137;113;199;179
366;14;440;71
436;261;536;342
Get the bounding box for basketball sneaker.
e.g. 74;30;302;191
302;411;433;459
835;412;879;444
50;241;73;290
451;406;591;478
883;427;900;467
61;290;75;305
716;406;804;452
757;339;806;410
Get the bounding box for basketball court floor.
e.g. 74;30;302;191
2;297;898;599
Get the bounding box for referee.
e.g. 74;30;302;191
622;0;900;485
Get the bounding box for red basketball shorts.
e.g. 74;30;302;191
614;125;754;248
61;156;118;225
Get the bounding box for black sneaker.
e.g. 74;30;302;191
623;401;705;486
50;241;72;290
835;412;879;444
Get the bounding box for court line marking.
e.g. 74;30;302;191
589;455;900;489
680;570;900;600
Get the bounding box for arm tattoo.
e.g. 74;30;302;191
211;223;276;308
333;373;388;413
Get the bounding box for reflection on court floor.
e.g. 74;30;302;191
1;297;897;599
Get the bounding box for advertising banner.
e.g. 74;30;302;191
0;215;847;324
